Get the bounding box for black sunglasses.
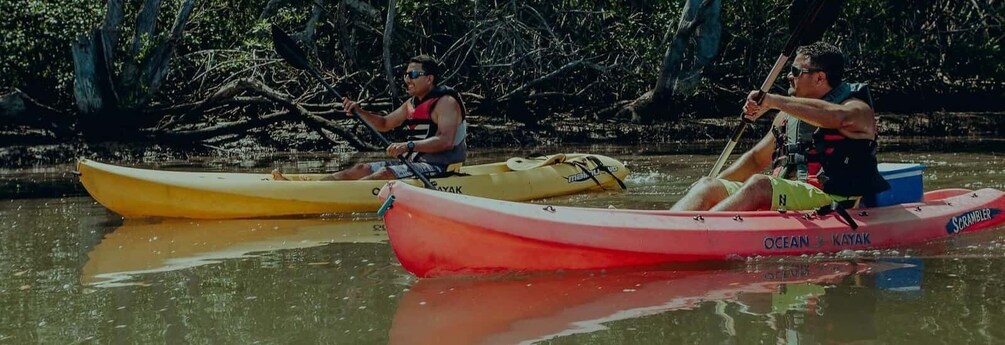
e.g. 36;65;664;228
790;65;822;77
403;70;428;79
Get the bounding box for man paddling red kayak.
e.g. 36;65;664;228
672;42;890;212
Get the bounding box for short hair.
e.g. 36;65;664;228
408;55;440;77
796;42;844;87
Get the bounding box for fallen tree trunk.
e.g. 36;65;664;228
0;89;73;138
619;0;721;122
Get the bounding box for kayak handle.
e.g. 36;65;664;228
377;195;395;218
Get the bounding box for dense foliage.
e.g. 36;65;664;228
1;0;1001;139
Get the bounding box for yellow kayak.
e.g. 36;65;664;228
77;153;628;219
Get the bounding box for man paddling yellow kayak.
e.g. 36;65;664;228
273;54;468;181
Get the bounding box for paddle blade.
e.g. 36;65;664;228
271;24;311;71
789;0;844;45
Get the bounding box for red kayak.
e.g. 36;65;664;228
390;261;869;344
378;182;1005;278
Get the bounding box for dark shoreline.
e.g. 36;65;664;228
0;112;1002;170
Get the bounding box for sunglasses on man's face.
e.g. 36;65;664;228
403;70;428;80
790;65;822;77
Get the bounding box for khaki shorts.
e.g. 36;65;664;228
367;161;444;179
718;176;858;211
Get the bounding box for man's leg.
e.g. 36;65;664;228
360;162;443;181
710;175;774;211
321;163;377;181
272;163;376;181
670;177;733;211
360;167;398;180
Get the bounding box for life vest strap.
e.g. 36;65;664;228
814;198;861;230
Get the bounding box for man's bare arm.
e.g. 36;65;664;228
718;115;782;182
349;101;408;132
764;95;876;139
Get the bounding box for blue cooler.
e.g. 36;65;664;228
860;163;926;207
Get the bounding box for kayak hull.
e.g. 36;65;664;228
379;182;1005;277
77;153;627;219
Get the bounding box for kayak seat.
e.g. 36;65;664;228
861;163;926;207
428;162;469;178
506;154;567;171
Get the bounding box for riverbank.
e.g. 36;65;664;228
0;112;1002;169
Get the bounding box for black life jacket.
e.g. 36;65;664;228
770;83;890;197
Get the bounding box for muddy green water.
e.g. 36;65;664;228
1;142;1004;344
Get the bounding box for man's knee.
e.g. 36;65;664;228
738;175;773;195
370;167;397;179
352;163;373;172
691;177;726;194
744;174;772;187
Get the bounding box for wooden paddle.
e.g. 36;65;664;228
270;25;437;189
707;0;844;177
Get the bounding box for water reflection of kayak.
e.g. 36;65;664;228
81;218;386;287
389;262;866;345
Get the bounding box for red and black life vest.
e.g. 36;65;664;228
401;86;468;166
770;83;890;197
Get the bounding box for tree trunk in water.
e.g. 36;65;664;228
119;0;162;97
621;0;721;122
72;30;115;117
71;0;197;141
383;0;399;108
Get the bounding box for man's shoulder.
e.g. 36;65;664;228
432;94;461;111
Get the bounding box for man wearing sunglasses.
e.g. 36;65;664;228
672;42;889;212
273;54;468;181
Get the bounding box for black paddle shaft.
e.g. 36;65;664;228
707;0;843;177
270;25;437;189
